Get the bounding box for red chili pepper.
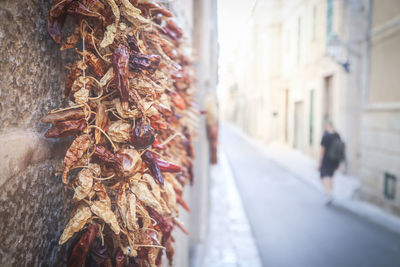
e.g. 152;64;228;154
167;19;183;38
146;207;173;241
165;237;175;266
129;51;161;74
170;91;186;110
156;158;182;173
45;118;87;138
151;7;173;17
150;120;168;131
173;219;189;236
176;194;190;212
67;1;105;24
170;69;184;80
162;26;179;42
41;108;85;124
87;238;109;266
67;223;99;267
141;151;164;185
46;0;75;44
129;118;155;150
156;103;173;117
152;138;165;150
113;44;130;110
115;249;125;267
93;145;121;174
127;35;140;52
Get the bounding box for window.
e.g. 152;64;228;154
326;0;334;44
312;5;317;40
384;173;397;200
309;90;315;145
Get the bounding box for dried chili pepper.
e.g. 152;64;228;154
113;44;130;110
173;218;189;235
129;119;155;150
151;7;173;17
182;127;194;158
115;148;141;177
167;19;183;38
129;51;161;74
63;134;92;183
176;194;190;212
61;24;81;51
95;103;107;144
155;103;172;117
127;35;140;53
146;207;173;240
140;0;173;17
87;238;109;266
155;158;182;173
83;0;106;14
45;118;87;138
152;138;165;150
94;145;121;172
161;42;178;60
137;0;172;17
165;237;174;266
41;108;85;124
170;69;189;83
67;223;99;267
115;249;126;267
170;91;186;110
141;151;164;185
46;0;75;44
67;1;105;24
43;1;198;266
162;26;179;42
80;50;107;77
65;60;86;96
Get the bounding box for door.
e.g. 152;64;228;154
284;89;289;143
323;75;333;124
294;101;304;150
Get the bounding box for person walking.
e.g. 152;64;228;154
318;121;345;205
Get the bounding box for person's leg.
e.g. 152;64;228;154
320;177;329;195
326;177;334;197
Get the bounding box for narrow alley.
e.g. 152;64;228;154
221;124;400;267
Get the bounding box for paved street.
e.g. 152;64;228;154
221;124;400;267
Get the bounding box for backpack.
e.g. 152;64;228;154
327;137;345;162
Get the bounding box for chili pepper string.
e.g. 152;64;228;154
82;30;90;168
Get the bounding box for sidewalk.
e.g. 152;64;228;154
226;123;400;235
202;149;262;267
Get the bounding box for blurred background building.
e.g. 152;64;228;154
219;0;400;216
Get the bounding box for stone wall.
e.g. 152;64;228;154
0;0;73;265
359;109;400;215
357;0;400;216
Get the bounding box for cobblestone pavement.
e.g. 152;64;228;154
221;123;400;267
202;150;262;267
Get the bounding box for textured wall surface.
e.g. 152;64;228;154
0;0;73;266
0;161;73;266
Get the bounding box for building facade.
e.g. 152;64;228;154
221;0;400;216
358;0;400;214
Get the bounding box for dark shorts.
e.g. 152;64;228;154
320;160;339;178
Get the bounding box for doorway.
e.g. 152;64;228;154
284;89;289;143
294;101;304;150
323;75;333;124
